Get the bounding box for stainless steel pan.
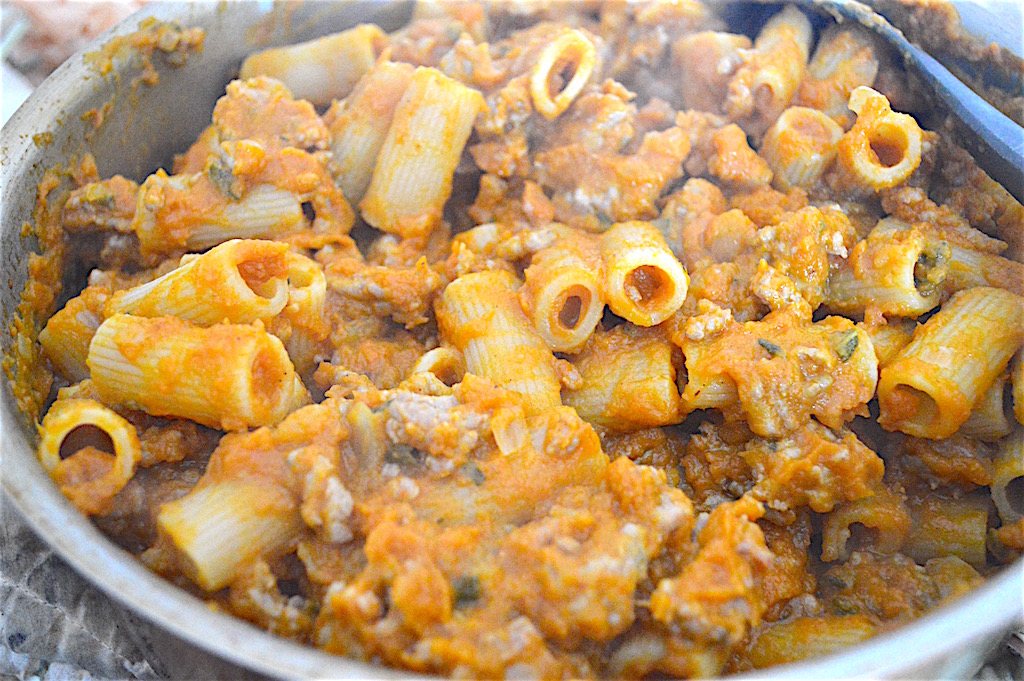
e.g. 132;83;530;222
2;2;1021;678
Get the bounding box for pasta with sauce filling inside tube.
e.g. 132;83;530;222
15;3;1024;678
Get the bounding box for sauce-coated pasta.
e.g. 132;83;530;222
16;2;1024;677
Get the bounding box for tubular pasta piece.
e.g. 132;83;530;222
133;171;305;257
39;286;109;383
760;107;842;191
961;372;1014;441
38;398;141;515
903;495;989;570
737;615;876;671
409;347;466;387
88;314;310;430
563;325;680;431
835;86;922;192
878;287;1024;439
991;427;1024;525
826;221;947;317
435;270;561;416
239;25;387;107
795;24;879;125
821;489;910;562
600;221;688;327
158;480;303;591
325;59;414;204
725;6;812;135
530;29;596;120
360;67;485;238
520;229;605;352
105;239;290;325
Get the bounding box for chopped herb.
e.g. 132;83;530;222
445;25;462;42
758;338;783;357
84;185;116;208
459;462;486;486
833;330;859;362
452;575;481;607
832;596;858;615
913;242;950;296
385;443;422;467
207;161;240;200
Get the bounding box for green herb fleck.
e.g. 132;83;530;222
459;462;486;486
913;242;950;296
833;330;859;362
385;443;422;467
758;338;783;357
207;161;240;200
452;575;481;607
84;184;116;209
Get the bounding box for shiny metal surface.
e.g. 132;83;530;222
1;2;1021;679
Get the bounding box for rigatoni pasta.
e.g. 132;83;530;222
878;287;1024;439
834;86;923;192
759;106;842;191
158;479;303;591
324;59;414;204
519;228;604;352
14;3;1024;678
435;270;561;415
240;24;387;107
88;314;309;430
105;239;291;326
563;325;679;430
359;66;484;238
599;221;688;326
39;286;108;383
37;398;142;516
529;28;596;119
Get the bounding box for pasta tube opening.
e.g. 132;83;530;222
58;424;115;461
992;429;1024;524
557;287;589;331
530;29;596;120
836;86;922;191
868;119;912;169
537;280;604;352
410;347;466;387
600;222;688;326
38;399;142;515
1004;477;1024;516
626;266;674;313
238;257;286;300
521;230;605;352
883;383;942;435
878;288;1024;438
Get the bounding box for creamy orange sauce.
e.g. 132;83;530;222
11;2;1024;679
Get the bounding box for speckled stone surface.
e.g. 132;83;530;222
2;494;1021;681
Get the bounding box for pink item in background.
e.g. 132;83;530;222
4;0;145;84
